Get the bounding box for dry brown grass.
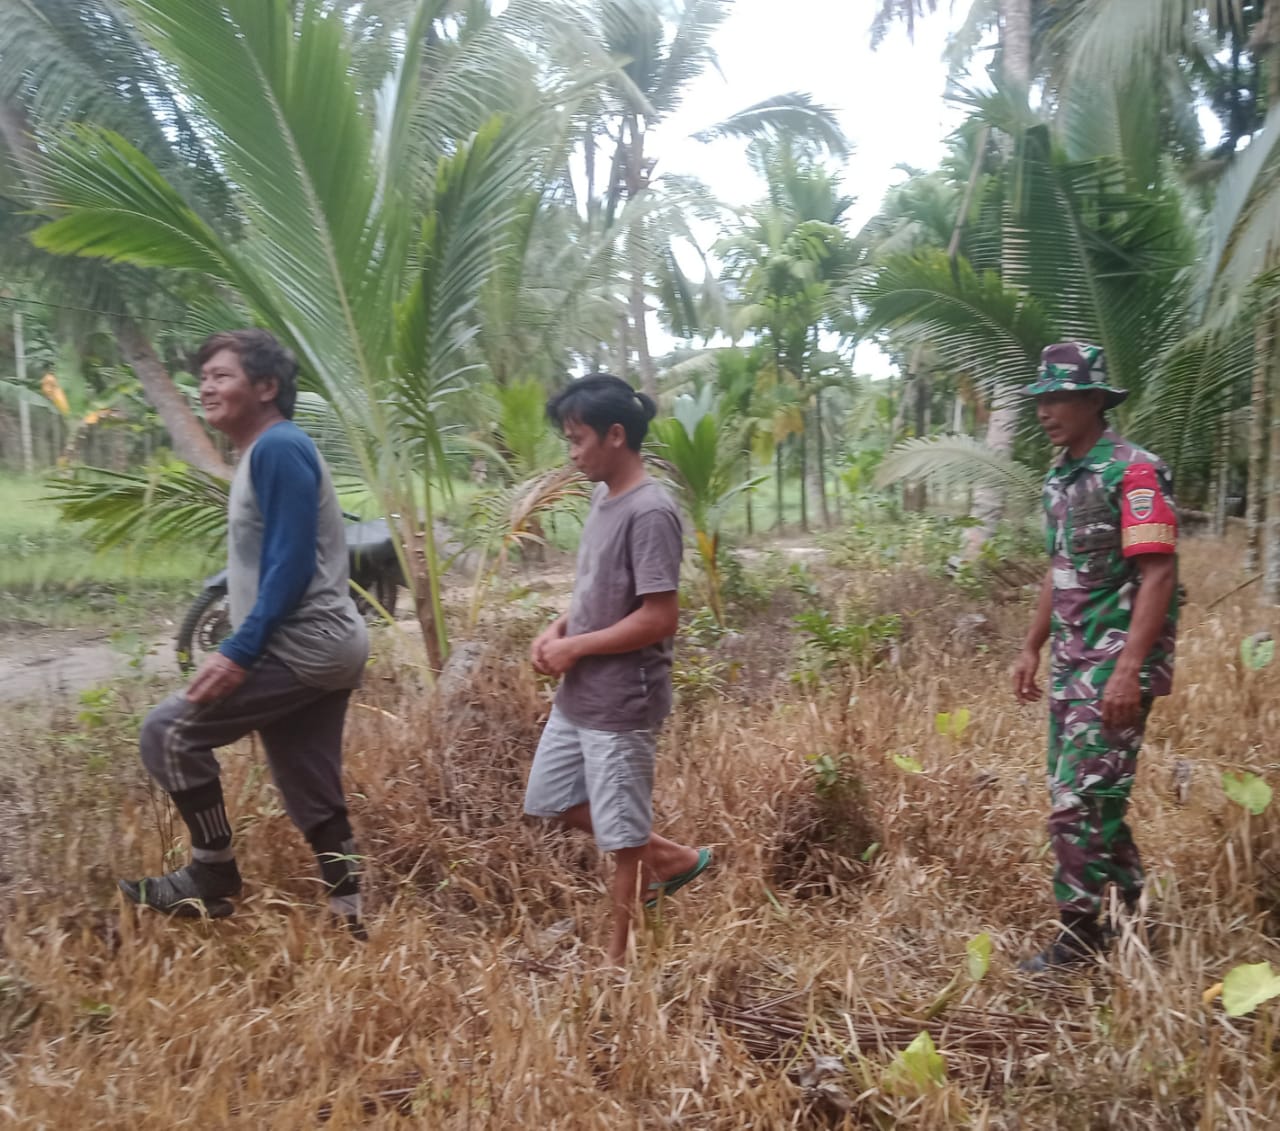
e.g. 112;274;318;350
4;535;1280;1128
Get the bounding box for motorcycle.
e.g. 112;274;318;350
176;515;405;674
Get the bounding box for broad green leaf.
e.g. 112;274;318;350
1222;772;1273;816
893;754;924;774
966;933;992;982
934;709;972;739
884;1031;946;1094
1222;962;1280;1018
1241;634;1276;671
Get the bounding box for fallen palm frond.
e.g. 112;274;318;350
466;463;590;623
711;998;1081;1075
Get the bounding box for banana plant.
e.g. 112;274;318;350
650;389;762;624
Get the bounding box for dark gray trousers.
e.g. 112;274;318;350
139;655;352;836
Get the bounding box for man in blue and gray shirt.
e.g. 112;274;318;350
119;330;370;937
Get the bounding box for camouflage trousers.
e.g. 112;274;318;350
1046;697;1152;919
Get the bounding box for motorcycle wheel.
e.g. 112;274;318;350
176;586;232;674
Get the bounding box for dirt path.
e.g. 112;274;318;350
0;543;826;703
0;626;178;703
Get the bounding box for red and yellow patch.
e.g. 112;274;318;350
1120;463;1176;556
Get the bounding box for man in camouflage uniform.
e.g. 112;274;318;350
1012;342;1178;972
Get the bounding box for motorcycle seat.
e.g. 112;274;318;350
345;518;398;564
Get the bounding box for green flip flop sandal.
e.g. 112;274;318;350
645;847;713;910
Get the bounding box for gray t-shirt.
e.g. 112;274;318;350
225;422;368;690
555;477;683;732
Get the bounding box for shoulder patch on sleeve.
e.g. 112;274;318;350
1120;462;1177;556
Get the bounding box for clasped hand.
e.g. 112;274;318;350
530;621;581;677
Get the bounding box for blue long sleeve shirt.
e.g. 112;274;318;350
218;422;321;668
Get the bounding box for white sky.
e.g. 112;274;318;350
641;1;971;374
652;1;968;229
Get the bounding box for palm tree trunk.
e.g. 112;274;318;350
1002;0;1032;88
1246;316;1269;574
0;101;39;183
967;0;1030;552
584;122;597;223
112;315;231;478
413;481;448;673
630;271;656;398
616;310;629;380
798;408;809;532
622;115;656;398
775;441;784;531
815;386;830;527
947;126;990;267
1265;309;1280;604
1212;415;1229;539
744;446;754;535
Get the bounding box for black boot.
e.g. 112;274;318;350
118;860;242;918
1019;913;1104;974
307;813;366;941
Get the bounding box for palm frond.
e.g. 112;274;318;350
1198;105;1280;313
869;0;941;48
393;115;537;463
875;434;1042;514
649;0;730;118
30;126;232;275
120;0;384;413
858;250;1052;399
999;127;1192;393
693;93;850;157
1060;0;1244;89
1128;316;1254;488
47;460;229;551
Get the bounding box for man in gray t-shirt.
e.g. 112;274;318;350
524;374;712;968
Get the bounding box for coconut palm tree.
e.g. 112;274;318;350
716;139;856;529
27;0;613;671
582;0;847;395
650;387;758;623
858;84;1211;504
0;0;233;476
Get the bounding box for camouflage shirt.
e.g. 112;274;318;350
1043;429;1178;701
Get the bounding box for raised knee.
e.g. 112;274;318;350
138;699;181;777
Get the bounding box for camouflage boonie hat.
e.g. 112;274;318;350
1021;342;1129;408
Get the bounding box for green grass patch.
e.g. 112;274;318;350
0;475;218;629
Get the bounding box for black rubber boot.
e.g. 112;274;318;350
1018;914;1105;974
307;813;366;941
118;860;243;919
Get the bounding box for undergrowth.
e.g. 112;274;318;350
2;537;1280;1127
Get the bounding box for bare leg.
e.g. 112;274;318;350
559;802;699;882
607;847;643;967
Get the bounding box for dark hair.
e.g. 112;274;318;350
545;373;657;452
194;329;299;419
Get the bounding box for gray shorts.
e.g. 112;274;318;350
523;705;656;852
